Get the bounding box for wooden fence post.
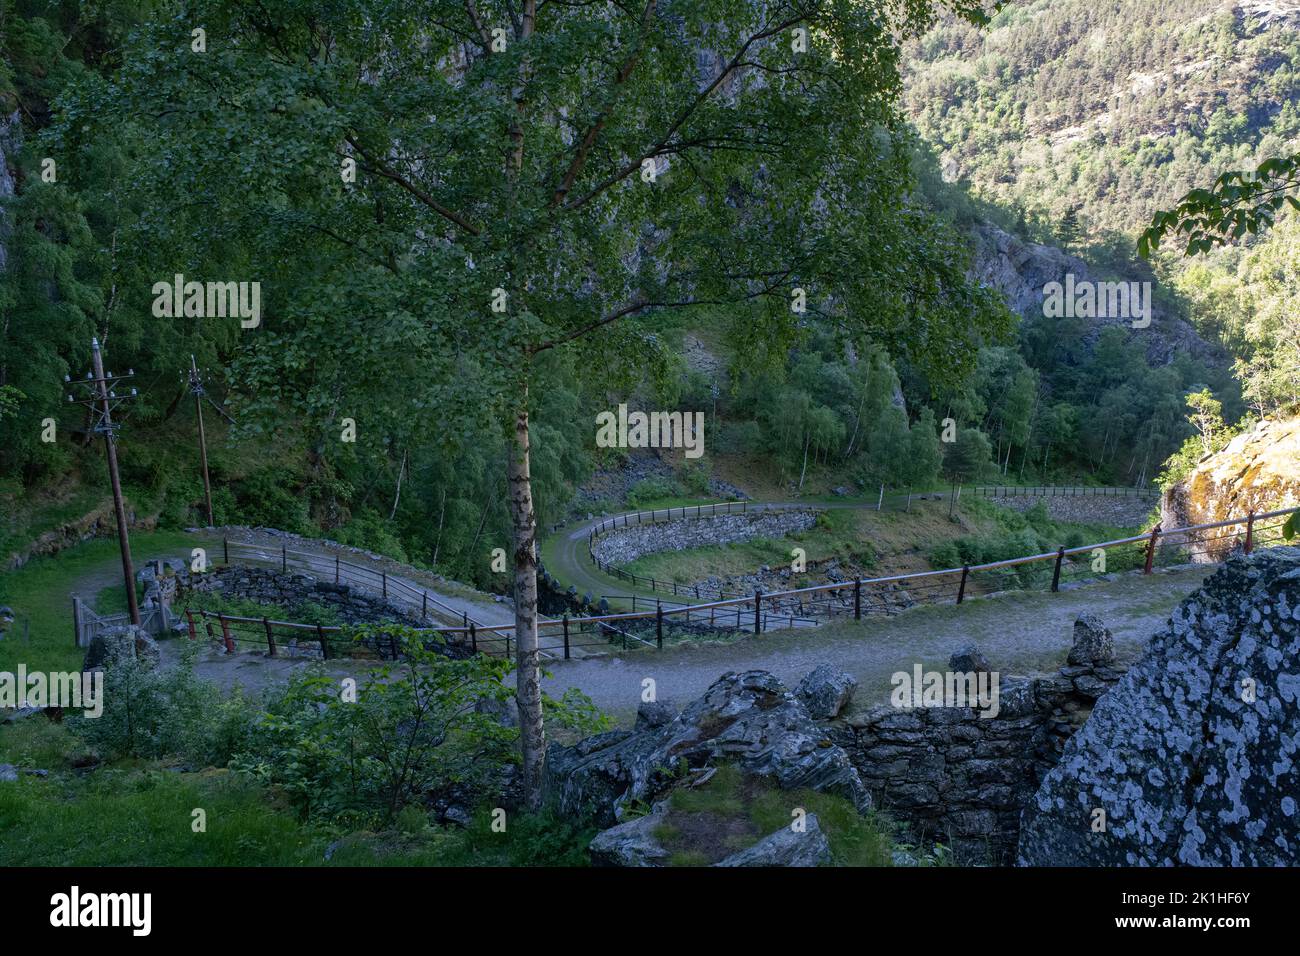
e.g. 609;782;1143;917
753;589;762;634
854;578;862;620
563;615;570;660
1245;512;1255;554
218;614;234;654
263;616;277;657
957;566;970;604
316;624;329;660
470;623;477;654
184;608;197;640
1051;547;1065;592
656;603;664;649
1144;524;1161;574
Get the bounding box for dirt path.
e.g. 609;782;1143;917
536;566;1213;723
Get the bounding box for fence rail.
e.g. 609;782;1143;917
179;504;1296;663
218;538;491;630
582;485;1160;603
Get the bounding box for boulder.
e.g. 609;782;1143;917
1019;548;1300;866
796;664;858;719
1067;614;1115;667
82;625;161;672
633;699;677;732
949;644;992;674
547;670;870;827
0;764;17;783
714;814;832;867
588;806;672;867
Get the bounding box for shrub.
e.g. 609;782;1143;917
231;625;606;826
627;476;681;508
71;642;256;766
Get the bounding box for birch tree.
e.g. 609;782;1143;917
86;0;1007;808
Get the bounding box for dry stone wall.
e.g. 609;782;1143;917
828;615;1127;864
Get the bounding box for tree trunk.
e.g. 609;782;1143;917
388;449;407;520
507;387;545;811
798;430;810;491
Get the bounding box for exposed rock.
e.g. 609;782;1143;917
969;221;1218;367
547;670;870;827
1;706;43;724
949;644;992;674
714;814;832;867
1018;547;1300;866
1161;415;1300;563
82;626;161;671
0;764;17;783
634;699;677;732
832;618;1131;864
796;664;858;719
1067;613;1115;666
588;806;672;867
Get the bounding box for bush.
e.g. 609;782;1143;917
627;476;681;509
231;625;607;826
71;643;256;766
232;467;310;532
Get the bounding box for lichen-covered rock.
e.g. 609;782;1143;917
547;670;870;827
714;814;832;867
796;664;858;719
633;699;677;732
1018;547;1300;866
1161;415;1300;563
949;644;992;674
588;806;672;867
1067;614;1115;667
82;625;160;671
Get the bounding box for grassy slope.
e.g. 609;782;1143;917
618;498;1143;585
0;530;212;673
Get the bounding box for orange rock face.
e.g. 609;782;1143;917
1160;416;1300;562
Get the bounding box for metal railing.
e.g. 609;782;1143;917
582;485;1160;603
184;504;1296;663
218;537;491;630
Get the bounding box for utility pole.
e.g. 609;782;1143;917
188;355;214;526
67;338;139;625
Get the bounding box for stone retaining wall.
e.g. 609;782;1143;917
591;511;819;567
175;565;424;626
828;616;1127;865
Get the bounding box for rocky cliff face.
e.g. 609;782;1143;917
1018;547;1300;866
1161;414;1300;562
969;222;1218;366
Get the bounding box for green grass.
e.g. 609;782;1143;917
0;530;212;672
0;718;596;867
653;764;900;866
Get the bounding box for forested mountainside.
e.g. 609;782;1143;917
904;0;1300;242
904;0;1300;468
0;0;1291;591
